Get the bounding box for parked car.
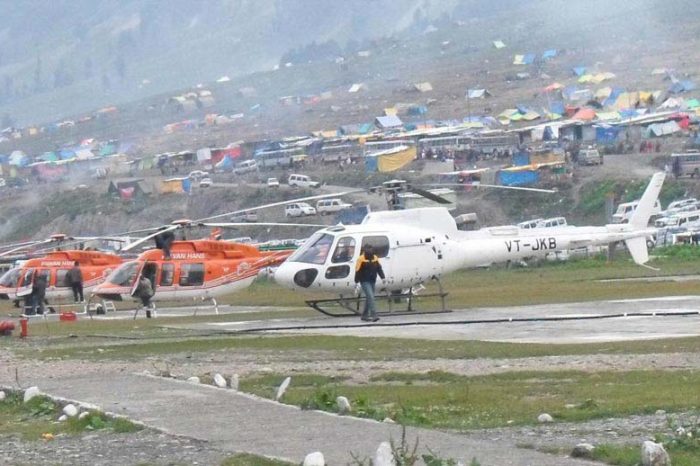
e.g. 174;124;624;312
288;174;320;188
267;177;280;188
285;202;316;217
231;211;258;223
316;198;352;215
612;199;662;223
188;170;209;181
199;177;213;188
233;160;258;175
578;148;603;165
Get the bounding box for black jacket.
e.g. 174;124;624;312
354;254;385;284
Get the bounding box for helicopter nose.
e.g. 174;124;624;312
274;263;319;289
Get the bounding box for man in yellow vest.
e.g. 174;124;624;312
354;245;385;322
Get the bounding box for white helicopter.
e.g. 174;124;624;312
273;172;666;316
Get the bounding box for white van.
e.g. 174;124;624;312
285;202;316;217
612;199;662;224
655;210;700;228
288;174;320;188
316;198;352;215
233;160;258;175
536;217;568;228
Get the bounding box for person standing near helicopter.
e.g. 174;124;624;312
354;245;385;322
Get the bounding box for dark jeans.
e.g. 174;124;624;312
31;295;46;315
71;283;84;302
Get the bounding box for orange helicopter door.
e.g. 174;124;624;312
16;268;35;298
129;262;147;297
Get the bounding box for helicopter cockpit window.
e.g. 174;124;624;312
360;236;390;258
288;233;334;265
160;263;174;286
331;237;356;263
56;269;71;287
0;268;20;287
107;262;140;286
180;263;204;286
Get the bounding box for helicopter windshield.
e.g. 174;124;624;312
287;232;335;265
106;261;140;286
0;268;19;287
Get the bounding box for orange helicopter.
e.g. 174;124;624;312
0;235;127;307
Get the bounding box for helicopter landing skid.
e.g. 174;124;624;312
306;280;450;318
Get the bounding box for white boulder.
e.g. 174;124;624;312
186;376;200;384
79;412;90;420
571;443;595;458
23;386;41;403
302;451;325;466
213;373;227;388
58;414;68;422
0;390;5;401
336;396;351;413
641;441;670;466
537;413;554;423
275;376;291;401
374;441;395;466
655;409;666;416
62;404;78;417
383;417;395;424
229;374;239;391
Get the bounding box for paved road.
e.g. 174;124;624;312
171;295;700;344
25;373;596;466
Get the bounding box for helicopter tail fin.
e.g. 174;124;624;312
628;172;665;229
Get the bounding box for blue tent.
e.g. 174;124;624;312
572;66;586;77
216;155;234;171
562;86;579;100
513;152;530;166
182;178;192;194
549;101;565;115
595;125;621;144
358;123;374;134
498;169;540;186
603;87;624;106
522;53;536;65
516;104;530;114
0;154;7;164
542;49;557;60
59;149;76;160
669;80;697;94
619;109;639;119
403;123;417;131
364;155;378;172
407;105;427;116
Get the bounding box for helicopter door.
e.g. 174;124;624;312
16;268;35;297
129;262;147;297
358;235;392;284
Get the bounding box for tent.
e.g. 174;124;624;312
364;146;416;172
572;108;597;120
513;53;535;65
414;82;433;92
375;115;403;129
595;125;621;144
596;111;621;121
161;177;192;194
384;107;398;116
685;99;700;109
572;66;587;77
497;168;540;186
348;83;367;93
493;40;506;49
215;155;234;171
467;89;491;99
407;105;428;116
542;49;557;60
595;87;613;99
108;178;152;200
647;121;681;137
659;97;684;109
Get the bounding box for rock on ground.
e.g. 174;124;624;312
276;376;291;401
303;451;325;466
213;373;227;388
538;413;554;423
63;404;79;417
336;396;351;413
0;391;5;401
374;441;395;466
571;443;595;458
23;386;40;403
58;415;68;422
186;376;200;384
229;374;239;391
641;440;670;466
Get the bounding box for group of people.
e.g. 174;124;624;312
23;261;84;316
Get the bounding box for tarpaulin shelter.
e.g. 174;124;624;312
669;80;696;94
572;66;587;77
595;125;621;144
31;161;68;181
513;54;535;65
544;83;564;92
596;111;621;121
364;145;416;172
647;121;681;137
211;146;241;165
38;152;59;162
542;49;557;60
549;101;566;115
348;83;367;93
686;99;700;109
493;40;506;49
572;108;596;121
215;155;234;171
108;178;152;200
414;82;433;92
497;167;540;186
384;107;398;116
161;177;192;194
408;105;428;116
659;97;684;109
375;115;403;129
467;89;491;99
9;151;28;166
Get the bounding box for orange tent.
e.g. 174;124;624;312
544;82;564;92
572;108;596;121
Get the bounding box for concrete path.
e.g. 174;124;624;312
30;373;596;466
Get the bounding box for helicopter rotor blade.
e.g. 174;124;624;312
0;239;55;257
196;190;364;223
422;183;557;194
406;186;453;204
199;222;327;228
120;225;179;252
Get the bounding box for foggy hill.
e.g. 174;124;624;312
0;0;456;125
